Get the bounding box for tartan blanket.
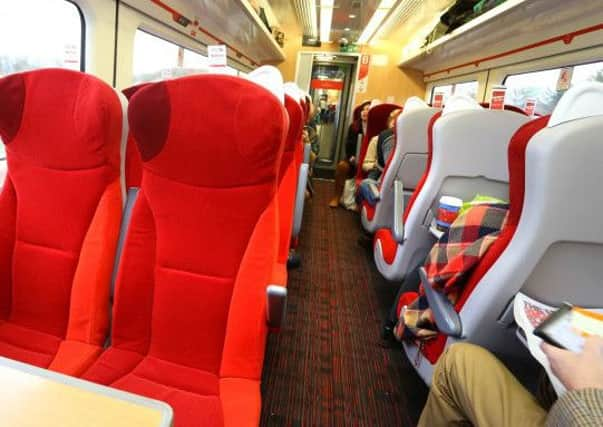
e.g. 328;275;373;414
394;202;509;341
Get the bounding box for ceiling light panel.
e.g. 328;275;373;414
372;0;422;42
357;2;392;45
293;0;318;38
319;0;335;42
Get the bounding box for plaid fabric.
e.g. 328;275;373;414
424;203;509;298
394;202;509;342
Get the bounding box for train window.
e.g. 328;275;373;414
453;81;478;100
430;84;453;103
572;61;603;85
430;81;478;103
133;30;210;83
0;0;83;76
505;68;562;115
505;61;603;115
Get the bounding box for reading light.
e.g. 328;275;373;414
349;14;357;18
357;0;397;44
320;0;334;42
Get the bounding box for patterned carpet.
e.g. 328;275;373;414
260;180;428;426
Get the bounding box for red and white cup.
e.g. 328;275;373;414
436;196;463;231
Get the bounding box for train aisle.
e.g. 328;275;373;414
261;180;428;426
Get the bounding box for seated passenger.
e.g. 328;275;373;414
419;337;603;426
358;109;401;206
329;101;370;207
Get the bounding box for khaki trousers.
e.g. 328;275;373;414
418;343;547;427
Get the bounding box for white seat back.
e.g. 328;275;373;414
462;84;603;350
399;109;530;276
361;106;439;233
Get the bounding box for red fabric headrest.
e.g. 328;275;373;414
366;103;401;141
128;74;288;188
0;68;122;174
122;82;151;100
284;95;303;153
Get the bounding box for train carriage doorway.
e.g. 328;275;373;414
296;53;358;178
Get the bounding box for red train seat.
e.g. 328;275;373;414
0;68;125;375
275;93;303;276
122;83;149;188
354;103;401;188
81;74;287;427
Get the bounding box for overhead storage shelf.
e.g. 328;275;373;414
398;0;603;79
237;0;286;63
124;0;285;66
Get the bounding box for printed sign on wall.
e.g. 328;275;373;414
208;45;227;67
356;54;370;94
556;67;573;91
524;98;537;116
63;43;79;70
432;92;444;108
489;86;507;110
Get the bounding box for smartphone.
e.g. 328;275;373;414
533;303;584;352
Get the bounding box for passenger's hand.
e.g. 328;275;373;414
541;336;603;391
349;156;356;164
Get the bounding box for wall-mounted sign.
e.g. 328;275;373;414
310;79;344;91
524;98;537;116
556;67;573;91
432;92;444;108
356;54;370;94
208;44;227;67
63;43;79;69
489;85;507;110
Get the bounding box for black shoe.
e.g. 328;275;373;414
287;252;301;269
357;234;373;250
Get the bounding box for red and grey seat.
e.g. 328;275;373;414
361;97;439;233
80;72;288;427
0;68;126;375
283;82;310;248
354;103;401;190
405;82;603;384
373;95;481;280
275;90;304;275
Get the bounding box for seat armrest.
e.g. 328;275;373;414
292;163;309;238
368;181;380;201
419;267;462;337
355;134;362;160
303;143;311;164
266;285;287;331
393;179;404;242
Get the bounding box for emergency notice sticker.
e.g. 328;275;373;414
432;92;444;108
489;86;507;110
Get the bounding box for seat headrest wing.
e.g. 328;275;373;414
245;65;284;105
0;68;122;172
129;74;287;188
123;82;151;100
548;82;603;127
284;94;303;151
284;82;303;103
442;94;482;116
403;96;429;113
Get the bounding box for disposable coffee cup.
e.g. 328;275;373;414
436;196;463;231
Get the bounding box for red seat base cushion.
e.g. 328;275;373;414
374;228;398;264
83;348;224;427
0;321;61;367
